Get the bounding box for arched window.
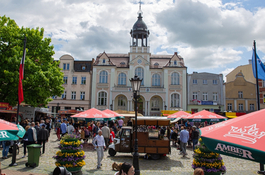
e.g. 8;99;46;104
98;91;107;106
171;72;179;85
171;93;180;107
99;71;108;83
151;97;160;111
152;74;160;86
118;73;126;85
135;67;144;85
118;96;126;107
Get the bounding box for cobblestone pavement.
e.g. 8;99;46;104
0;130;261;175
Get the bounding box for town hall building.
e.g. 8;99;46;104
91;8;187;115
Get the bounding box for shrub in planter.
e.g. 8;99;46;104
53;134;85;172
192;138;226;175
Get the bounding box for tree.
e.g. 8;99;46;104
0;15;64;107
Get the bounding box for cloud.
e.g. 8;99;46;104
221;68;235;82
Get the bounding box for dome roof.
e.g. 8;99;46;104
132;13;148;31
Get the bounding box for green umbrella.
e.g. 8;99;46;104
0;119;26;141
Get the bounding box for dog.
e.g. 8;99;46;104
112;162;123;171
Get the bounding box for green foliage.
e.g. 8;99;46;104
0;15;64;107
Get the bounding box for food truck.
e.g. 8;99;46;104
108;117;171;160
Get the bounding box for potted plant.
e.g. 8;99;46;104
192;138;226;175
54;134;86;172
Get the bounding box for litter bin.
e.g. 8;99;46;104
26;144;42;168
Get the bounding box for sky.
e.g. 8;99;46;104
1;0;265;81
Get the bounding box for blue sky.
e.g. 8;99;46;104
0;0;264;81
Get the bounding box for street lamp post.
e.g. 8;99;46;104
164;105;167;110
130;75;142;175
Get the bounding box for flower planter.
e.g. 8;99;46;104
66;166;82;172
61;149;78;153
204;172;222;175
64;139;78;142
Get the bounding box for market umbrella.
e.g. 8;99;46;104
186;110;227;122
167;111;191;119
103;109;124;119
71;108;113;121
0;119;26;141
199;109;265;165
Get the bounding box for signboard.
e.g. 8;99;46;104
201;101;213;105
19;107;35;120
0;102;9;109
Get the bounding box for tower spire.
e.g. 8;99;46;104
138;0;143;15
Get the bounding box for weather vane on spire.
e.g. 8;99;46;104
138;0;143;15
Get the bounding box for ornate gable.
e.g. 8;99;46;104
129;55;149;66
94;52;115;66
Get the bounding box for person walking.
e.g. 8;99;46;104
37;124;49;154
109;128;115;144
67;122;75;134
92;130;106;169
60;119;67;137
101;123;110;148
27;122;37;146
179;126;189;157
118;118;124;128
2;140;11;159
191;126;199;151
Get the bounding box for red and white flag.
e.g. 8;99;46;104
18;43;26;104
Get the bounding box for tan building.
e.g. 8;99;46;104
91;10;187;116
225;72;256;112
48;55;94;115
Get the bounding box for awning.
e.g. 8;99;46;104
226;116;237;119
0;110;23;114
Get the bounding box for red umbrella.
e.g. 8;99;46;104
167;111;191;119
71;108;112;121
186;110;227;122
103;109;122;118
200;109;265;164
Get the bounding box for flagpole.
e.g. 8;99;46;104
10;36;27;167
254;40;264;174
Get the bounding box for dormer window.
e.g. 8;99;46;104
154;62;159;68
82;65;86;70
120;62;125;65
103;59;106;64
174;60;177;66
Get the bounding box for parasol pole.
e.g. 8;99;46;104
254;40;264;174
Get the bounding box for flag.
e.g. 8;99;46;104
18;43;26;104
252;48;265;80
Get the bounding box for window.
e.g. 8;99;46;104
174;60;177;65
152;74;160;86
213;80;218;84
99;71;108;83
63;76;68;84
71;91;76;100
239;103;243;111
171;93;180;107
238;91;243;98
82;66;86;70
118;73;126;85
263;80;265;87
203;92;208;101
52;95;57;99
81;77;86;85
118;96;126;107
227;103;232;111
67;63;69;70
151;97;160;111
192;92;198;100
65;107;71;110
137;59;142;64
264;94;265;104
98;91;107;106
63;63;66;70
62;91;67;99
203;80;207;84
80;91;85;100
171;72;180;85
103;59;105;64
250;104;254;111
135;67;144;85
213;92;218;101
72;77;77;84
193;79;197;84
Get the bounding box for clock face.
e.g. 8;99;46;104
137;59;142;64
